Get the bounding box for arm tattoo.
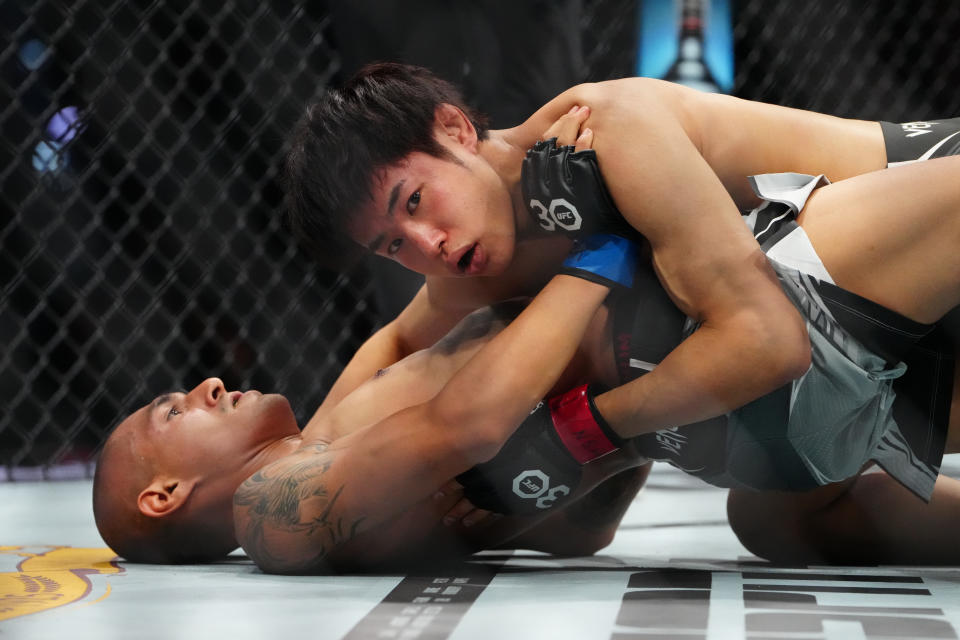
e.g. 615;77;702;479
432;300;528;355
432;309;499;355
233;444;366;572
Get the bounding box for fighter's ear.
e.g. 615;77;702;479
137;477;196;518
434;103;478;151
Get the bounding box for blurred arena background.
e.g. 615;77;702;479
3;0;960;479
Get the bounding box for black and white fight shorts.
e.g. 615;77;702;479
882;118;960;167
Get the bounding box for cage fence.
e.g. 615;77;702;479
2;0;959;479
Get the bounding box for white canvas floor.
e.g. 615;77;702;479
3;462;960;640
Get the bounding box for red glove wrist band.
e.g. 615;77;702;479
548;384;620;464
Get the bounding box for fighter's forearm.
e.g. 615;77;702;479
432;275;610;454
596;306;810;438
307;286;468;434
304;322;410;433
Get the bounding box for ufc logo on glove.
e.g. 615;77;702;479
512;469;571;510
529;198;582;232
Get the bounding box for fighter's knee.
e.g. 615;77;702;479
728;485;861;564
727;489;811;563
727;489;778;559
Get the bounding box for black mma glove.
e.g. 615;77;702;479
456;384;623;516
521;138;638;239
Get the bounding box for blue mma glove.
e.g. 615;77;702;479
456;384;623;516
521;138;639;240
561;233;638;288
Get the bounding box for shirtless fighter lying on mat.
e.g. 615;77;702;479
282;63;960;566
95;124;960;571
92;126;650;570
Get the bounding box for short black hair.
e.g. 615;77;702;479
283;62;489;266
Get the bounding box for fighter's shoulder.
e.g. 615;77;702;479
232;441;343;574
556;77;684;104
560;78;705;145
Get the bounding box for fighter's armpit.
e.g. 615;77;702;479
232;443;365;574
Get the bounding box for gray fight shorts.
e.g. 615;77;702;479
617;173;952;500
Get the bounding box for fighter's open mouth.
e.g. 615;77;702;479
458;244;476;273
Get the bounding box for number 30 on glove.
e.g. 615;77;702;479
521;138;636;239
456;384;623;516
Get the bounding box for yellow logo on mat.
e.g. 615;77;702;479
0;546;122;622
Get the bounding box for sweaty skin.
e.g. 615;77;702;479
233;273;652;573
325;304;641;570
232;154;960;573
98;116;653;572
311;78;886;437
321;154;960;571
99;293;650;570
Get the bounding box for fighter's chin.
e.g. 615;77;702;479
253;393;300;436
473;239;512;278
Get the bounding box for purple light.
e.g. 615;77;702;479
46;106;81;143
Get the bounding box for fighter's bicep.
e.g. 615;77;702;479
590;109;764;317
330;404;479;527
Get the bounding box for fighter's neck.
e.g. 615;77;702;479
248;433;304;473
479;125;550;239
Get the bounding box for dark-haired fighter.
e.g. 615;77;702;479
93;125;656;567
286;64;960;464
92;299;651;568
260;144;960;570
97;138;960;572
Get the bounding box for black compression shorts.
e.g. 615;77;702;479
882;118;960;166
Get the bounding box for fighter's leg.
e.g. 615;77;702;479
797;155;960;324
728;470;960;565
727;477;858;564
944;311;960;454
730;337;960;566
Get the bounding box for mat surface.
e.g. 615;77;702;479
3;463;959;640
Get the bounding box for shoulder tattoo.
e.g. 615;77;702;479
233;444;365;572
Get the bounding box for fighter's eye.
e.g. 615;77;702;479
167;406;181;420
407;190;420;214
388;238;403;255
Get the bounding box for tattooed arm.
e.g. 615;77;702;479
232;443;351;574
232;375;514;575
234;276;611;574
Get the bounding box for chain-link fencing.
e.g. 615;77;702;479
3;0;959;479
